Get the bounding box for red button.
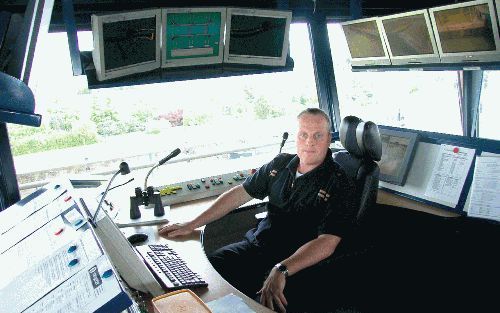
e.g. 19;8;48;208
64;196;72;202
54;228;64;236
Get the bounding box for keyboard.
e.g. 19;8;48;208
136;243;207;290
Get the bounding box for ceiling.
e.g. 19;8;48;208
0;0;458;31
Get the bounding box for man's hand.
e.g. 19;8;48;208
158;222;195;238
259;267;288;313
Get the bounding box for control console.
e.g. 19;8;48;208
157;169;256;206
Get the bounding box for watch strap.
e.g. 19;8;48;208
275;263;289;277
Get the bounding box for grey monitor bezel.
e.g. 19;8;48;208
340;17;392;66
429;0;500;63
223;7;292;67
378;128;418;186
379;9;441;65
161;7;226;68
91;9;162;81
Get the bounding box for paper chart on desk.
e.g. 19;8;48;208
0;229;103;313
424;144;475;206
24;255;125;313
467;155;500;221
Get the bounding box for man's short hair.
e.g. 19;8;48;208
297;108;331;132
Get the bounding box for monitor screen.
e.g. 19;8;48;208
341;17;391;66
380;10;441;65
429;0;500;63
224;8;292;66
378;128;418;186
92;9;161;81
161;8;226;68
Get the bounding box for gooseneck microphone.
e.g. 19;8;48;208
144;148;181;190
279;132;289;153
92;161;130;224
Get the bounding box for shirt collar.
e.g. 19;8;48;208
286;148;334;177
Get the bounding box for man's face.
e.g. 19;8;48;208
296;114;331;171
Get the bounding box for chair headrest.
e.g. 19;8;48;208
339;116;382;161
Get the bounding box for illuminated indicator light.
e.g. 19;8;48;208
453;147;459;153
102;269;114;278
67;245;77;253
68;259;79;267
64;196;72;202
54;228;64;236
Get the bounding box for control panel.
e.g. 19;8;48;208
157;169;256;206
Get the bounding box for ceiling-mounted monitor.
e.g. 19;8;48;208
161;8;226;68
224;8;292;66
341;17;391;66
497;0;500;25
429;0;500;63
379;10;441;65
91;9;161;81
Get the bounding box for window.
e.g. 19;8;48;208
478;71;500;140
327;23;462;135
7;23;318;196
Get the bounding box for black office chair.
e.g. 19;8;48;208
334;115;382;224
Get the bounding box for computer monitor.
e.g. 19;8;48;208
91;9;161;81
161;7;226;68
224;8;292;66
379;10;441;65
377;128;418;186
429;0;500;63
341;17;392;66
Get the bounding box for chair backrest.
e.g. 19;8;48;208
334;116;382;223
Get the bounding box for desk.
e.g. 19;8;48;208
119;197;274;313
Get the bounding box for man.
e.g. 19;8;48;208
159;108;357;312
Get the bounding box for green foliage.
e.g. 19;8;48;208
244;88;284;120
10;127;98;156
292;95;319;108
90;105;123;136
90;105;154;135
183;113;210;126
48;109;79;131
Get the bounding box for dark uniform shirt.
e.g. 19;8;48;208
242;149;358;256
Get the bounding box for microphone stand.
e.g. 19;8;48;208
91;162;130;225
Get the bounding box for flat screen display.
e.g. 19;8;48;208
378;129;418;186
228;15;287;58
162;8;225;67
102;17;157;71
382;14;435;56
433;3;496;53
342;20;387;58
224;8;291;66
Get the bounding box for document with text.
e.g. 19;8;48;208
467;155;500;222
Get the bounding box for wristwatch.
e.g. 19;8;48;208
274;263;289;278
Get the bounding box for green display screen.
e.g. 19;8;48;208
228;15;287;57
102;17;157;71
165;12;222;60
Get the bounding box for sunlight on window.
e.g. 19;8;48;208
478;71;500;140
8;24;318;193
327;24;462;135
